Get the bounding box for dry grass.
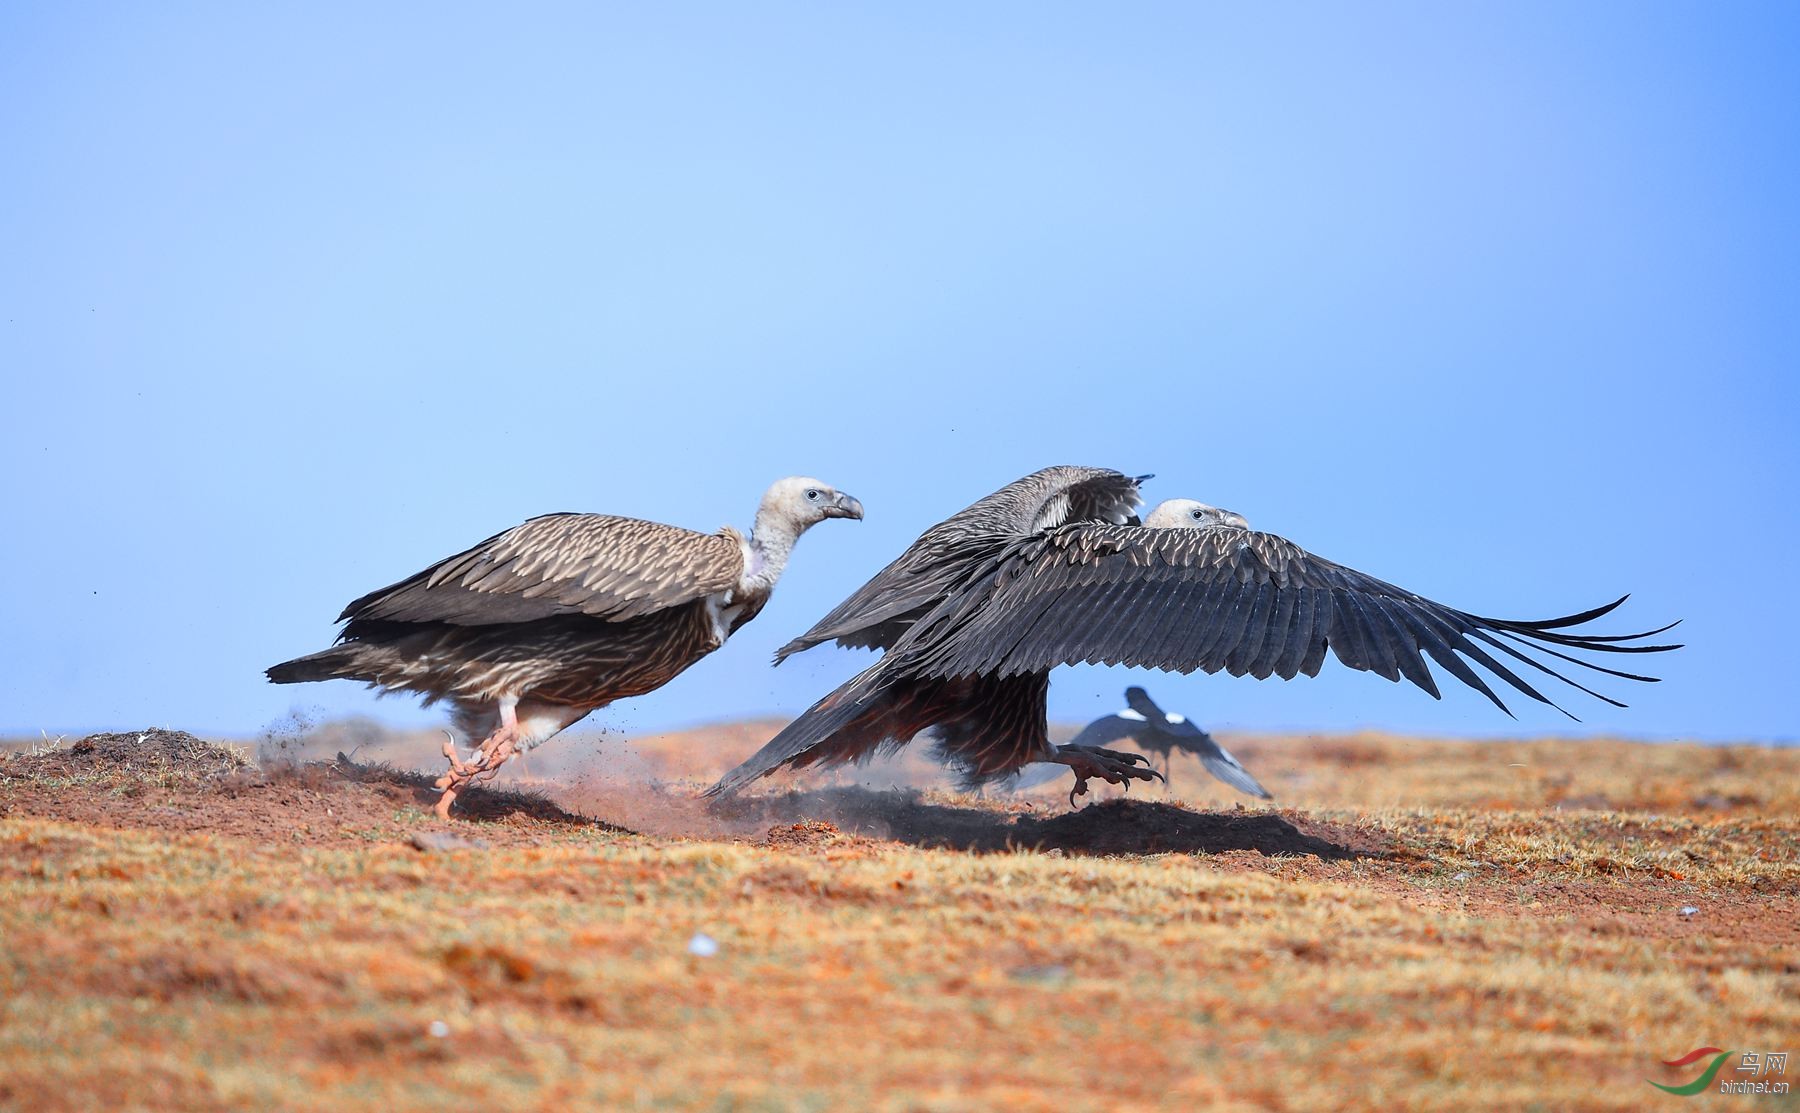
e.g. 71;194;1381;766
0;725;1795;1112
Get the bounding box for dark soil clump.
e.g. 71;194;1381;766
0;728;248;782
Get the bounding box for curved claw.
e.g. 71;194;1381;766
440;731;476;776
1052;743;1165;808
1067;777;1093;809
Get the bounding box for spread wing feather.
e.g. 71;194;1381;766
774;466;1144;661
905;525;1680;719
337;514;744;628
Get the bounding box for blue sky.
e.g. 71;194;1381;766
2;3;1794;744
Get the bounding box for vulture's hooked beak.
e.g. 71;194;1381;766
826;492;865;521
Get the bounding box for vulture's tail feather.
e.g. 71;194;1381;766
266;645;378;685
267;648;353;685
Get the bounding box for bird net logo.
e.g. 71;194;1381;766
1650;1047;1789;1097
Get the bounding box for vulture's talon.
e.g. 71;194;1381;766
1049;743;1165;806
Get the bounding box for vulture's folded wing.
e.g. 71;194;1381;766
338;514;744;627
774;466;1144;661
906;525;1682;719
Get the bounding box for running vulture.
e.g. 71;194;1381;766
268;477;862;817
708;495;1679;800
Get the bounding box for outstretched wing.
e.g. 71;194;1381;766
338;514;745;628
775;466;1144;660
904;524;1682;719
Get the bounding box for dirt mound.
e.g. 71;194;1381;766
0;728;248;782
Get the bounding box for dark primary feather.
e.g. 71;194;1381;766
338;513;745;630
905;524;1681;719
773;466;1144;661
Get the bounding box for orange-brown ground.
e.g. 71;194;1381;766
1;723;1795;1111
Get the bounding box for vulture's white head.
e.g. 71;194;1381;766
738;477;862;592
757;476;865;534
1143;499;1250;530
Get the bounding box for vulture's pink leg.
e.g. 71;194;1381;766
433;701;522;818
431;700;588;819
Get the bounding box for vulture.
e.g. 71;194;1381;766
268;477;863;817
708;494;1680;800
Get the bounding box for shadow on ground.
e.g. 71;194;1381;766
363;760;1378;858
705;786;1379;860
2;729;1375;858
325;753;629;830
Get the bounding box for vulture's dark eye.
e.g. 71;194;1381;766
806;489;821;501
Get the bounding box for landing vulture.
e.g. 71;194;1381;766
268;477;862;817
708;496;1679;800
774;465;1146;661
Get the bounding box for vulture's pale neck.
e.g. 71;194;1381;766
743;508;807;594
